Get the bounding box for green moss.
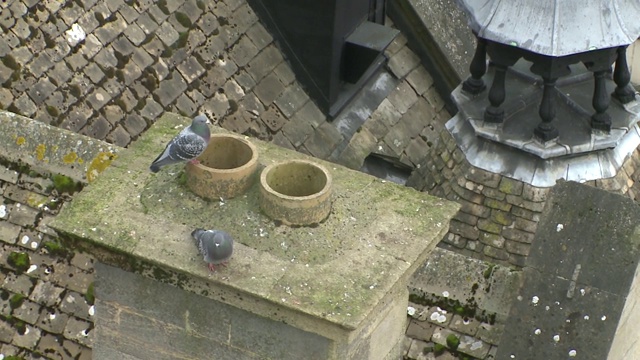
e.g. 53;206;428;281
5;355;26;360
43;240;68;256
51;174;82;194
85;282;95;305
174;31;189;49
69;84;82;98
196;0;205;11
176;171;187;186
433;343;446;355
158;0;169;14
483;263;496;279
9;293;25;309
446;334;460;350
2;54;20;70
46;105;59;117
7;252;30;273
175;12;192;28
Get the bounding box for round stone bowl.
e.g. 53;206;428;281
259;159;332;226
185;133;258;200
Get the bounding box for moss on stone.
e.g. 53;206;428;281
175;12;192;28
174;31;189;49
5;356;26;360
51;174;81;194
46;105;59;117
483;263;496;279
43;240;68;256
9;293;25;309
85;282;95;305
7;252;30;273
433;343;446;355
446;334;460;350
86;151;117;183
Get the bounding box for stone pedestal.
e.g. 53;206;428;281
50;113;459;359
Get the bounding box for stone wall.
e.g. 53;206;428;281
94;263;332;360
409;128;640;269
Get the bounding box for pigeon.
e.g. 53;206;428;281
191;229;234;271
150;114;211;173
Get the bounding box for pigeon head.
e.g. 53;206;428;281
190;114;210;140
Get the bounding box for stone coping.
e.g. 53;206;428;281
50;113;459;335
0;110;122;183
447;106;640;188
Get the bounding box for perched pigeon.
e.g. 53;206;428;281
191;229;234;271
150;114;211;173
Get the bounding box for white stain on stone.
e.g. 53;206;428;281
556;224;564;232
66;23;86;46
26;264;37;273
21;235;30;244
407;306;416;316
531;296;539;305
601;315;607;321
442;291;450;297
584;315;590;320
30;242;38;249
534;328;541;335
553;334;560;342
470;341;483;350
89;305;95;316
569;349;577;357
0;204;6;218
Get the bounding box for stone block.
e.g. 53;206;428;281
12;324;40;349
449;314;480;336
80;115;113;140
274;83;309;118
505;195;546;212
514;217;537;234
482;246;509;261
477;219;502;235
448;219;479;240
254;73;285;106
406;319;436;342
246;21;273;50
498;177;524;195
0;167;19;184
229;35;259;67
13;299;41;324
64;316;94;347
490;209;513;226
484;198;511;212
465;168;501;188
451;183;483;205
8;204;39;227
482;187;506;201
387;45;420;79
177;56;205;84
458;199;491;218
452;210;478;226
2;273;34;296
479;231;504;248
303;122;343;159
522;183;550;202
282;117;314;148
442;232;467;249
510;205;541;222
260;105;287;132
502;227;534;244
387;81;418;115
406;66;434;96
37;308;70;334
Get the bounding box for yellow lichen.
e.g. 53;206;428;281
36;144;46;161
16;136;25;145
63;152;78;164
87;152;117;183
78;158;84;164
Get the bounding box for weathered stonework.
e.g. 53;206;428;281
409;127;640;269
51;113;459;360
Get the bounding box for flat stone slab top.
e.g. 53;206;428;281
51;113;459;333
496;181;640;360
0;110;122;182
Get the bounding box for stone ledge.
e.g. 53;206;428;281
0;110;122;183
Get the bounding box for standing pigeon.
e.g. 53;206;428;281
150;114;211;173
191;229;234;271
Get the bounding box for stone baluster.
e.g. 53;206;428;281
484;63;507;123
613;46;636;104
462;36;487;94
591;70;612;132
533;77;559;142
